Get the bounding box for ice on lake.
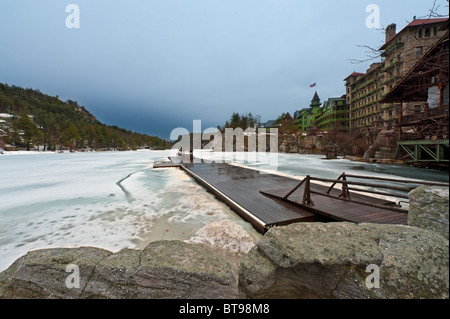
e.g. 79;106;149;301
0;150;448;272
0;150;261;272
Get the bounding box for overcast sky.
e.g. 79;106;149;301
0;0;448;139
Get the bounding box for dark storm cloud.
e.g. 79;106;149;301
0;0;445;139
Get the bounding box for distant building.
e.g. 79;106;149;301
345;18;448;131
315;97;349;132
345;63;383;130
282;112;293;123
294;92;322;132
344;72;364;105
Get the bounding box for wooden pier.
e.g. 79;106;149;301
180;162;317;232
154;157;448;233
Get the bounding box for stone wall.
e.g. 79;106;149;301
298;135;330;154
279;135;300;153
364;130;399;160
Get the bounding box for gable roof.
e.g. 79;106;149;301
380;18;448;50
407;18;448;27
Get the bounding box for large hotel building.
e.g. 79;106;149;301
345;18;448;132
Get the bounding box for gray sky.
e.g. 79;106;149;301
0;0;448;139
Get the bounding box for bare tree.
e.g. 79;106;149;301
349;0;449;65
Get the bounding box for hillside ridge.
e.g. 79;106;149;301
0;83;169;151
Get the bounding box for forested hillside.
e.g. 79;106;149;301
0;83;170;151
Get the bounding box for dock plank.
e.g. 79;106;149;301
158;158;409;232
181;163;317;231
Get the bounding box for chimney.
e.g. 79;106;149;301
385;23;396;43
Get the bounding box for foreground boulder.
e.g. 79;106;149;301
0;241;237;299
239;222;449;299
0;247;111;299
83;241;237;299
408;186;449;239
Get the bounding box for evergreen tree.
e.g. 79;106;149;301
13;114;42;150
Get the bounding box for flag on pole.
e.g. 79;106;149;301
310;83;316;88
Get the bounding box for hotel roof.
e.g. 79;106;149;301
380;18;448;50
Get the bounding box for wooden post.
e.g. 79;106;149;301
340;173;351;199
424;103;430;118
399;100;403;140
438;69;444;108
327;172;343;194
302;176;314;206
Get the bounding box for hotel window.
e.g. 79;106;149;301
416;46;423;56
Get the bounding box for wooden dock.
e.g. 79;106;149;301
153;157;422;233
260;187;408;225
181;162;318;232
153;161;183;169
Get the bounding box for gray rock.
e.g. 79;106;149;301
239;222;449;299
409;186;449;239
0;247;112;299
363;130;398;160
0;241;237;299
82;241;237;299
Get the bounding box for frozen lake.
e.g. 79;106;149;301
0;150;448;272
0;150;261;272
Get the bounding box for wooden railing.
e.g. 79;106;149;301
284;172;449;213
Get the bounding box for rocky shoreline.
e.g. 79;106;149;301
0;186;448;299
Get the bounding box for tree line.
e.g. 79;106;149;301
218;112;261;132
0;83;170;151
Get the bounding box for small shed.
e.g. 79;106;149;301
325;141;338;159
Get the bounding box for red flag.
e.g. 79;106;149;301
310;83;316;88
